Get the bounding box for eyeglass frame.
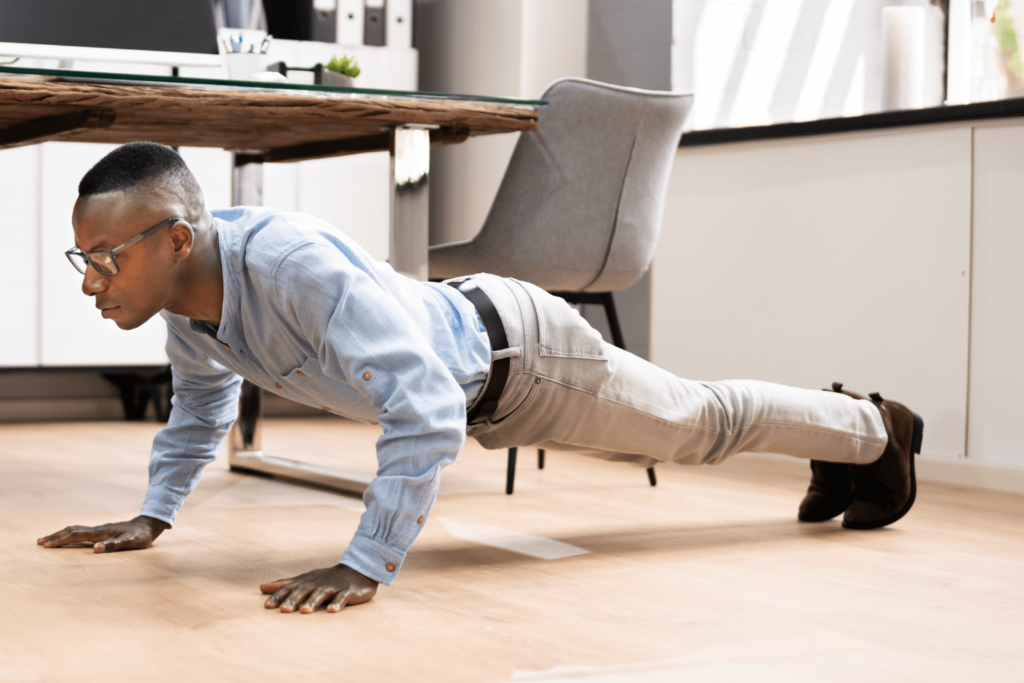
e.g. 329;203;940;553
65;216;195;276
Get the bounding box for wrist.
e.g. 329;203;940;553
339;563;379;587
137;515;170;535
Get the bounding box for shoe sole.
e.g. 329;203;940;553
798;508;848;523
798;494;854;523
842;411;923;530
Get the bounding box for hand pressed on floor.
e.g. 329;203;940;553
261;564;378;614
37;515;169;553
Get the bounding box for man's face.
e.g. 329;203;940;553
72;187;192;330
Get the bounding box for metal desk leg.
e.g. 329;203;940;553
388;125;431;281
225;152;374;496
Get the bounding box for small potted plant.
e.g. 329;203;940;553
323;54;361;87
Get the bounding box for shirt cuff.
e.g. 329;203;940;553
139;485;186;528
340;533;408;586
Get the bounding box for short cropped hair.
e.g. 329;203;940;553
79;142;204;210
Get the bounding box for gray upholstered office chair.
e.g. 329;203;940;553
430;78;694;494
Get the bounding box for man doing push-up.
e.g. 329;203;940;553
38;143;922;615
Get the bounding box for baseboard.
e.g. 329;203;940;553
0;394;330;423
737;452;1024;496
0;398;125;422
915;455;1024;496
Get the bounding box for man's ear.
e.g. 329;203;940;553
168;221;195;262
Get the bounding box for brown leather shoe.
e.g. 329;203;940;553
843;391;924;530
797;383;866;522
798;460;855;522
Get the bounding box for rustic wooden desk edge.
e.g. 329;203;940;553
0;76;541;162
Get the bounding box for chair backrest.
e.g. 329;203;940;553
472;78;693;292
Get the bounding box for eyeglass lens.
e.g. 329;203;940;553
68;251;117;276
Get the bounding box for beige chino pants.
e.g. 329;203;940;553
459;274;888;469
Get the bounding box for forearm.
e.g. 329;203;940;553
341;421;465;585
142;395;239;526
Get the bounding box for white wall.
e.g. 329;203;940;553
673;0;947;131
590;0;673;91
417;0;589;246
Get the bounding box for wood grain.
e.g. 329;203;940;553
1;418;1021;682
0;78;538;160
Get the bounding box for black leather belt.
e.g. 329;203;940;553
448;280;510;423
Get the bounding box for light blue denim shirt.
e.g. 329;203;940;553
139;207;492;585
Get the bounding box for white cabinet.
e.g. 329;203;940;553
38;143;169;367
295;152;390;261
653;127;973;461
177;146;388;261
0;146;39;367
967;123;1024;468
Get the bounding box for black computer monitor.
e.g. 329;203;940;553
0;0;221;67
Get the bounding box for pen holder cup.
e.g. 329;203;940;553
225;53;273;81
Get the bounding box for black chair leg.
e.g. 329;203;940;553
600;292;627;349
506;447;517;494
600;294;656;488
538;448;545;469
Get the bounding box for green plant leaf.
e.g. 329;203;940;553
326;54;361;78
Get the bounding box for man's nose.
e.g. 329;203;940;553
81;264;108;296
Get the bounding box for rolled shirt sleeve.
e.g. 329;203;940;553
271;244;467;586
140;318;243;527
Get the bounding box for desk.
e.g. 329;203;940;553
0;65;543;494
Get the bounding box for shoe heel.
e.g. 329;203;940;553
911;412;924;455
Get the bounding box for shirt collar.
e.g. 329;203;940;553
189;216;241;344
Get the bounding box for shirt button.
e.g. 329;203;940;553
535;378;541;385
275;382;282;389
296;370;305;377
417;516;424;524
385;563;396;572
225;345;231;352
322;407;330;412
363;371;373;381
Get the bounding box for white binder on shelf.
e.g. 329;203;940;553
336;0;365;46
387;0;413;49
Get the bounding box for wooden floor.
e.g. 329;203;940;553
2;417;1022;682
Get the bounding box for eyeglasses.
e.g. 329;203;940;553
66;217;194;276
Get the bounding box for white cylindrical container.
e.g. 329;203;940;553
882;6;926;110
225;52;272;81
